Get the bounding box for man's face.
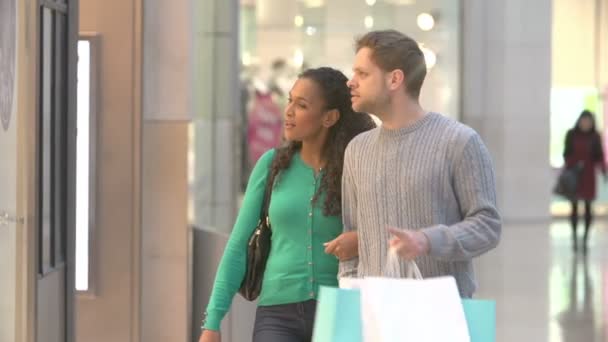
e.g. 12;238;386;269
347;47;390;115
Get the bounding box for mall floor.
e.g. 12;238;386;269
474;220;607;342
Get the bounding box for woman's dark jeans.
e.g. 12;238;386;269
252;300;317;342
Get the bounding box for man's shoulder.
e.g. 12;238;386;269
430;113;478;145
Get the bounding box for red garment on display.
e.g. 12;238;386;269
247;92;283;166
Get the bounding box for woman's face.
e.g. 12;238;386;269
579;116;593;132
283;77;336;142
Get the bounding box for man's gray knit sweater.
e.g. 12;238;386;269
339;112;501;297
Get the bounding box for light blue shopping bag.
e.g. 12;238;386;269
313;286;495;342
312;286;362;342
462;299;496;342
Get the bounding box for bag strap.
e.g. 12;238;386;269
259;154;277;223
384;247;423;280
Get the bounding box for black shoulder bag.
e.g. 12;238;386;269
239;167;274;301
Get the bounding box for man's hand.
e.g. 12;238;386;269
324;231;359;261
388;227;430;260
199;330;221;342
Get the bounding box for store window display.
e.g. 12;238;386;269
187;0;462;232
238;0;461;187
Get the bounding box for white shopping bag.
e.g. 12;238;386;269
358;248;471;342
340;247;422;289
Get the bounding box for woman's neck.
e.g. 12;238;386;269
300;140;326;172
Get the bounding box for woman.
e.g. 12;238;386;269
199;67;375;342
563;110;606;253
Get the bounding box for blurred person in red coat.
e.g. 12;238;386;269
563;110;607;253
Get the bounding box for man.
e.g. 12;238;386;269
338;30;501;297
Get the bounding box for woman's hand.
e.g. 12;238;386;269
324;231;359;261
199;330;221;342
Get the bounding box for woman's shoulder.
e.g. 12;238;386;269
565;129;577;139
256;149;277;167
248;149;277;181
258;148;277;165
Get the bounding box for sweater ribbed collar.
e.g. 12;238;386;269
378;112;437;139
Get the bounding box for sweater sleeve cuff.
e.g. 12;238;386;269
421;225;447;258
202;310;222;331
338;258;359;279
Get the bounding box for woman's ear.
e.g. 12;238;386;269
323;109;340;128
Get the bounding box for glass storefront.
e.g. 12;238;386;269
188;0;463;230
239;0;461;174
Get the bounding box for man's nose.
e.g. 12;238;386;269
347;78;356;89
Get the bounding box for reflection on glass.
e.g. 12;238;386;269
294;15;304;27
417;12;435;31
420;45;436;69
41;8;53;273
187;0;463;231
75;40;90;291
305;26;317;36
364;16;374;29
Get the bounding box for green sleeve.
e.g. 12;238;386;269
202;149;276;331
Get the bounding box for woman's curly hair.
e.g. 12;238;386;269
268;67;376;216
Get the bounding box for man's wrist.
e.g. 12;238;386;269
416;231;431;255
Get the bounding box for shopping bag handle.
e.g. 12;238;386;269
384;247;423;279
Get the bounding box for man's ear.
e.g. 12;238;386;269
387;69;405;91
